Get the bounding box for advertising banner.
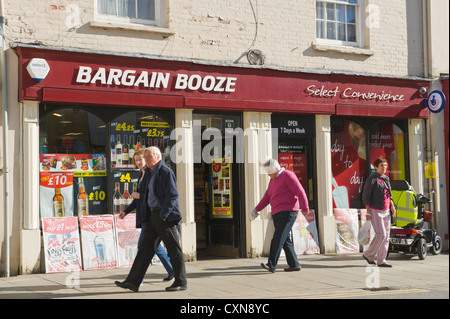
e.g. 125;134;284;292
79;215;117;270
42;217;82;273
114;213;141;268
278;152;307;186
292;210;320;255
331;120;366;209
211;158;232;218
335;208;359;254
39;153;107;217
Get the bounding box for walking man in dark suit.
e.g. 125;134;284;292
115;146;187;292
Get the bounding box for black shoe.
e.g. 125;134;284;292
115;280;139;292
163;275;175;281
165;283;187;291
284;266;301;272
261;263;275;273
378;263;393;268
362;254;376;265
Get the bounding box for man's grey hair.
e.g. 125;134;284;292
145;146;162;160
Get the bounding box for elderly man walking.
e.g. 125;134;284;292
115;146;187;292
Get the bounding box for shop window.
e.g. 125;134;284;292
316;0;361;46
39;108;173;219
110;111;173;215
39;108;107;218
368;122;406;180
331;119;367;209
331;118;408;209
96;0;164;26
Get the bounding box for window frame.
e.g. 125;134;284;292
94;0;164;27
315;0;364;48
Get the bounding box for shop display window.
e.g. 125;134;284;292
110;111;172;215
39;107;173;219
331;118;407;209
368;122;406;180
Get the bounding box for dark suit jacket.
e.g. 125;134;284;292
124;167;151;228
145;160;182;223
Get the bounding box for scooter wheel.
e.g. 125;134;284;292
417;238;427;260
431;235;442;255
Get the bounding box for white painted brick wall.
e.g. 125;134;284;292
4;0;424;77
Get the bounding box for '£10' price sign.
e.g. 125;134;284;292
40;172;73;188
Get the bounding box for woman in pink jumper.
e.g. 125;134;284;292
251;159;310;273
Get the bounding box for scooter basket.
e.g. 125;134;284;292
423;210;433;222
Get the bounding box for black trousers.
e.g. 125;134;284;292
125;208;187;287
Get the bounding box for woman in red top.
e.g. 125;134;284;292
362;158;396;267
252;159;309;273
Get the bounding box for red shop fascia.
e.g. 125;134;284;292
15;45;430;119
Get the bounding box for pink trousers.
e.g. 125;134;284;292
364;208;391;265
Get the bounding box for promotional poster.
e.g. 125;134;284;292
42;217;82;273
79;215;117;270
335;208;359;254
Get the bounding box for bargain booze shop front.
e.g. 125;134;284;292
7;44;431;274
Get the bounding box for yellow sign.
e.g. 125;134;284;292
141;121;170;128
424;162;436;178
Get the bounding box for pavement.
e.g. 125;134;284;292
0;253;448;303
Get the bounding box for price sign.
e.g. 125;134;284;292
115;122;135;132
40;172;73;188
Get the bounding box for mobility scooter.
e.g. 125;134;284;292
388;180;442;260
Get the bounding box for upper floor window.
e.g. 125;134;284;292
316;0;360;46
96;0;162;26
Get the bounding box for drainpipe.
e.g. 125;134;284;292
0;0;10;277
422;0;435;216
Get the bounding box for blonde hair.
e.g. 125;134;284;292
132;149;146;168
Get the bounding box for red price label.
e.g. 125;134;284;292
40;172;73;188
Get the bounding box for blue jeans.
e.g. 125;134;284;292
138;224;174;277
267;211;300;270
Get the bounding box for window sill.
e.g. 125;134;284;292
312;41;374;56
89;20;174;36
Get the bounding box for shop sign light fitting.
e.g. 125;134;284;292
26;58;50;82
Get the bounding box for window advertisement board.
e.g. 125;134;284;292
331;120;367;209
211;158;232;218
42;217;82;273
39;153;107;217
79;215;117;270
369;122;406;180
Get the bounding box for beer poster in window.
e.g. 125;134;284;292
211;158;232;218
42;217;82;273
79;215;117;270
